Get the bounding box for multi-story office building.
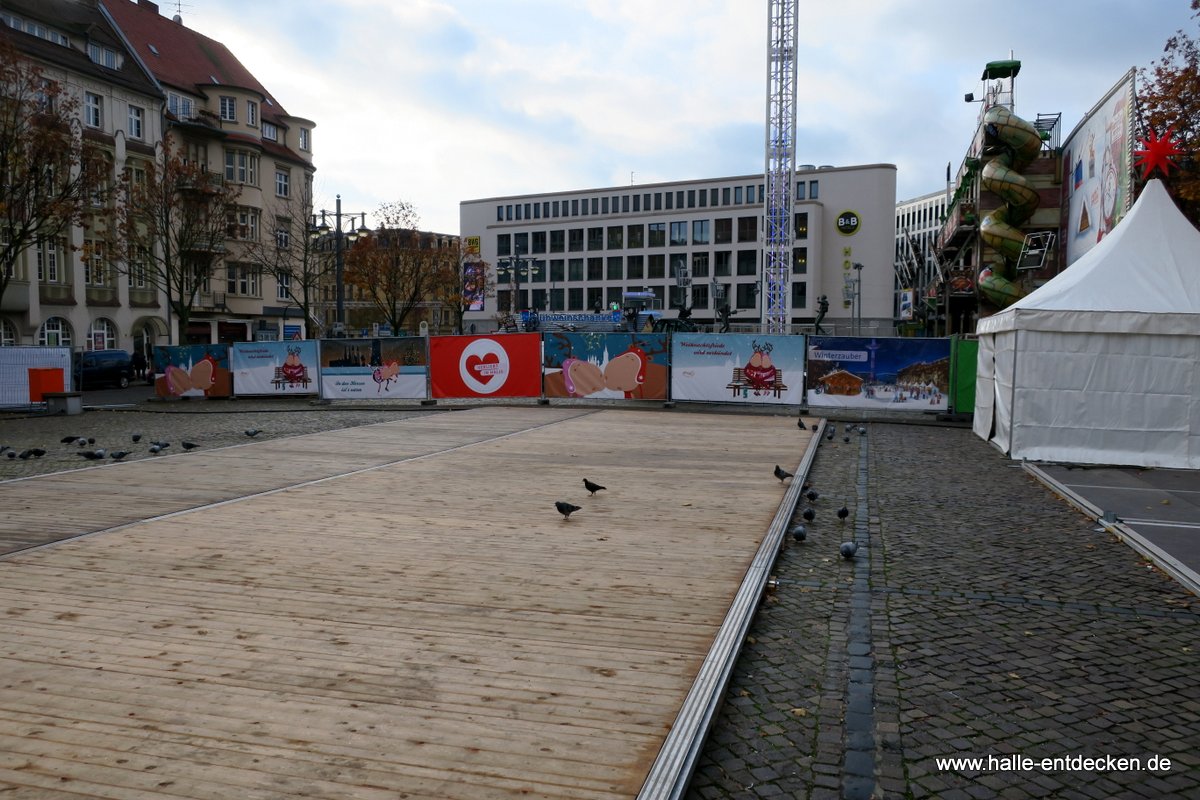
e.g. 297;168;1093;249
0;0;317;353
894;189;948;334
0;0;163;351
460;164;897;334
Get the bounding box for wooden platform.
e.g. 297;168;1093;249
0;407;814;799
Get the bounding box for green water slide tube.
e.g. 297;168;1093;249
978;104;1042;307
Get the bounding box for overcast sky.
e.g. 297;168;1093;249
178;0;1196;234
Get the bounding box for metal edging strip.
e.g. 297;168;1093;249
637;418;825;799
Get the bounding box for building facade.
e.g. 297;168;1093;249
0;0;317;355
894;189;948;335
460;164;897;335
0;0;164;351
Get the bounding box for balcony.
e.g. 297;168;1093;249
935;201;978;256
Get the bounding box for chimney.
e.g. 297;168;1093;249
141;1;160;13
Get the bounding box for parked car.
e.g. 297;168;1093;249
75;349;134;389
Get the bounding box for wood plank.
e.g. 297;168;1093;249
0;407;813;799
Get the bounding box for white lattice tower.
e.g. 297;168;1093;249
763;0;797;334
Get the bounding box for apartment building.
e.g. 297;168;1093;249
0;0;316;353
460;164;897;334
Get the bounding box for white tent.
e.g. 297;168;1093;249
974;179;1200;468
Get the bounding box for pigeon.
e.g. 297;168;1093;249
87;438;95;445
0;445;9;455
802;507;815;522
843;436;850;443
845;424;853;432
75;437;88;447
148;445;161;454
774;465;793;483
790;523;807;542
29;448;45;458
840;541;859;559
182;441;199;451
17;449;33;460
858;427;867;436
583;478;606;496
151;441;170;450
131;433;142;443
555;501;582;520
244;429;262;438
811;423;819;432
806;489;819;502
79;449;105;460
110;451;131;461
60;435;80;444
5;451;14;459
837;504;850;522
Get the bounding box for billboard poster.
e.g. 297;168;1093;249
1062;69;1135;266
806;336;949;410
429;334;542;398
152;344;232;399
231;341;319;396
463;257;486;313
542;332;669;400
318;338;428;400
670;334;806;405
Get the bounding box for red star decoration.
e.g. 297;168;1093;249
1133;127;1183;179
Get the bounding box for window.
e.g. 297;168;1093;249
627;254;644;280
218;96;236;121
627;224;644;248
275;169;290;197
714;218;732;244
734;186;743;204
89;318;117;350
549;230;565;253
793;246;808;275
496;234;511;256
791;281;807;308
607;257;622;280
299;128;310;150
692;220;710;245
568;286;584;310
277;272;291;300
246;100;258;127
648;254;665;279
275;221;291;249
84;239;107;286
167;92;193;118
36;239;62;282
648;223;665;247
715;251;732;276
587;258;603;281
568;229;583;252
224;150;258;185
795;212;809;239
127;245;149;288
587;227;603;250
691;283;710;309
263;122;278;141
0;317;16;346
84;92;102;128
531;230;546;253
736;283;757;309
549;260;564;282
746;185;756;204
568;259;583;281
37;317;71;348
692;252;710;278
87;42;121;69
227;208;260;240
809;180;819;199
737;250;757;275
227;263;259;296
128;105;144;139
737;216;757;242
687;190;696;208
669;253;687;282
796;182;806;201
669;222;687;247
607;226;623;249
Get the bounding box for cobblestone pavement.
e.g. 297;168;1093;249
687;422;1200;800
4;403;1198;798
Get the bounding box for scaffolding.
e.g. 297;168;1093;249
762;0;797;334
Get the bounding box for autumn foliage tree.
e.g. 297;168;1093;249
343;200;460;333
116;154;241;342
1138;0;1200;222
0;39;113;307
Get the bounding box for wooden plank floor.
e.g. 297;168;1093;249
0;407;812;799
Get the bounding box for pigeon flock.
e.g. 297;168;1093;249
3;427;270;467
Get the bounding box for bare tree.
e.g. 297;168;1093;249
343;201;459;333
115;153;241;343
0;39;114;307
238;185;327;338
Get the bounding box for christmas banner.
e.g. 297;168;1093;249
318;338;428;400
429;334;542;398
152;344;232;399
231;341;319;396
670;334;806;405
542;332;669;400
806;336;950;409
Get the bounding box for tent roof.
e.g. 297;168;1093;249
978;179;1200;334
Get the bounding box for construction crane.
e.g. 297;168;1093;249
762;0;797;334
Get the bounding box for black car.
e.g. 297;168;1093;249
76;349;134;389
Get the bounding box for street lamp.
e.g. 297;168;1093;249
496;248;536;316
310;194;369;336
851;262;865;335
